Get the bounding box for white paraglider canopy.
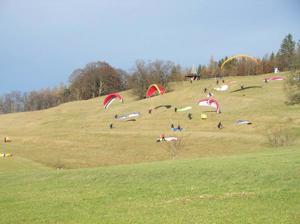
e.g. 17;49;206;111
214;85;229;92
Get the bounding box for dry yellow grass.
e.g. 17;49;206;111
0;72;299;168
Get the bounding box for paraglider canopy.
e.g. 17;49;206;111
146;84;165;97
230;85;262;93
177;106;192;112
103;93;123;109
115;112;140;121
154;105;172;110
236;120;252;125
214;85;229;92
197;98;220;113
200;113;208;119
221;54;258;71
265;76;284;81
156;136;178;142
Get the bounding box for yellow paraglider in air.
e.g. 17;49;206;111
221;54;258;71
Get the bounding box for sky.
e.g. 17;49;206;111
0;0;300;94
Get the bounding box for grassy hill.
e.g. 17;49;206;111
0;72;300;223
0;72;299;168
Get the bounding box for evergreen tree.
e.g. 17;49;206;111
278;34;296;70
197;65;202;75
269;52;276;72
294;40;300;69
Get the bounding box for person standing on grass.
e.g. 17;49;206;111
217;121;223;129
177;124;182;131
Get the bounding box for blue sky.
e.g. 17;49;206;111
1;0;299;94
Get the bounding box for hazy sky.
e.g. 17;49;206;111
1;0;299;94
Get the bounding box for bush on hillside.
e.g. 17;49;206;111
266;127;296;147
284;71;300;105
164;138;184;158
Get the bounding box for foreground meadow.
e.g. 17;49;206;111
0;147;300;223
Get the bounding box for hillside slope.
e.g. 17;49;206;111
0;72;299;168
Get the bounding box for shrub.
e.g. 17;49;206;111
266;127;296;147
284;71;300;105
163;138;184;158
52;159;67;169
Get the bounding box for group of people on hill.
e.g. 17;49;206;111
109;77;227;131
171;124;183;132
157;121;223;141
216;79;225;85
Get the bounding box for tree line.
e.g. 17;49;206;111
198;34;300;78
1;33;300;114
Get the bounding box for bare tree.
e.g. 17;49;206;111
169;64;184;82
128;60;174;99
69;61;125;100
0;91;25;113
128;60;150;99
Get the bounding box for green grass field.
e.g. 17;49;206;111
0;72;300;223
1;148;299;223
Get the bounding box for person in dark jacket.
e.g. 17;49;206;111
177;124;182;131
217;121;223;129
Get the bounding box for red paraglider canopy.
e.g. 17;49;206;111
197;98;221;113
266;76;285;81
146;84;165;97
103;93;123;109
